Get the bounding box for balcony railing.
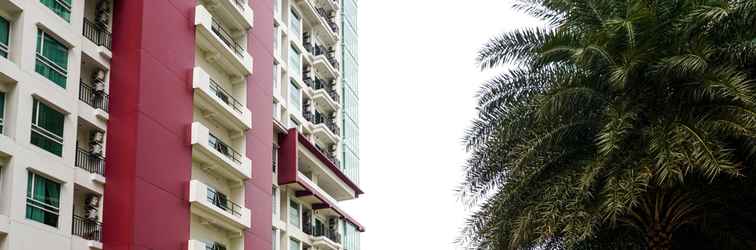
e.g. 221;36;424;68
83;19;112;50
211;19;244;57
326;47;339;69
208;133;242;164
303;221;314;235
75;147;105;176
325;117;339;136
304;110;339;136
72;215;102;242
79;81;109;112
205;242;229;250
208;79;244;114
314;227;342;244
207;187;243;217
315;7;338;34
315;144;340;167
233;0;246;9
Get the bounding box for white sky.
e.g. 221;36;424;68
340;1;540;249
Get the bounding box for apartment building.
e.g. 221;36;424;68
270;0;363;250
0;0;360;250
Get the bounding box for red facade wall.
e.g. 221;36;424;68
245;0;274;249
104;0;273;249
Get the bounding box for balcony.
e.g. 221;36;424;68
191;122;252;180
79;81;109;112
72;215;103;249
312;227;341;250
189;180;251;230
192;67;252;132
82;19;112;50
304;111;339;144
188;239;233;250
195;5;254;77
295;0;338;44
310;79;340;111
200;0;255;30
75;147;105;177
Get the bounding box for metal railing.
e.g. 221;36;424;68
303;221;314;235
72;215;102;242
315;8;339;34
79;81;109;112
75;147;105;176
206;188;243;217
211;19;244;57
205;242;228;250
83;19;112;50
325;117;340;136
314;227;342;244
208;79;244;114
326;47;339;69
233;0;246;9
208;133;242;164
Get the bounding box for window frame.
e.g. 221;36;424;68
289;199;301;228
0;16;10;58
26;171;61;228
30;98;65;156
35;29;69;88
40;0;72;22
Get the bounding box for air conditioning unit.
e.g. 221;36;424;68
93;81;106;93
85;194;100;221
93;70;107;82
90;144;103;156
86;195;101;207
91;131;105;143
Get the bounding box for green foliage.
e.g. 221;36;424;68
460;0;756;249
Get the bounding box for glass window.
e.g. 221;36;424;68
0;92;5;134
288;45;301;80
289;10;301;41
26;172;61;227
203;240;227;250
288;81;301;116
0;16;9;58
272;186;278;215
36;30;68;88
273;62;280;92
289;199;300;228
40;0;72;22
31;99;65;156
289;118;299;130
289;238;300;250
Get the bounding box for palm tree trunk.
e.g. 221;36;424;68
647;222;673;250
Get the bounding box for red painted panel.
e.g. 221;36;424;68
246;0;275;249
277;129;298;185
104;0;194;249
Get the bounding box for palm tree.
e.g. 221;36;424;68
459;0;756;249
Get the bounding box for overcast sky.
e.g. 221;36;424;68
339;1;540;249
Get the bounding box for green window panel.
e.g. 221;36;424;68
289;199;300;228
31;99;65;156
289;10;302;41
26;172;61;227
40;0;72;22
289;81;301;116
289;238;300;250
288;45;301;80
0;17;9;58
36;30;68;88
